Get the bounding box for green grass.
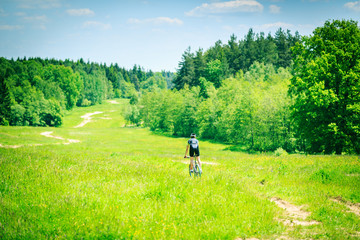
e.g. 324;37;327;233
1;99;360;239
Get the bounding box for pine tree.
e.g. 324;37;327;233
173;47;195;90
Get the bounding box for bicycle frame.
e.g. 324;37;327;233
187;156;201;177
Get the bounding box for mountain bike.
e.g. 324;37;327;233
185;156;202;178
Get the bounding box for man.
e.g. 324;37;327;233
184;133;202;173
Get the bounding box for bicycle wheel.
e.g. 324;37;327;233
194;164;201;178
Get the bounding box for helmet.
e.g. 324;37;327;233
190;133;196;138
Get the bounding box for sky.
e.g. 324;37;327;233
0;0;360;72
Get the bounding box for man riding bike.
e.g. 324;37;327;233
184;133;202;173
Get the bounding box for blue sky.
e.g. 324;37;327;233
0;0;360;72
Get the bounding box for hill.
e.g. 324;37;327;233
0;99;359;239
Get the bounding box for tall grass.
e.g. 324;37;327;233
0;100;359;239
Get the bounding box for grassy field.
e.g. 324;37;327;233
1;99;360;239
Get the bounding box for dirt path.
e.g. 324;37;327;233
108;100;119;104
235;198;320;240
0;131;80;148
179;160;219;165
331;197;360;217
270;197;320;226
0;143;22;148
40;131;80;145
1;111;104;148
74;111;103;128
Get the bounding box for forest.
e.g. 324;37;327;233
0;57;172;127
1;20;360;155
127;20;360;155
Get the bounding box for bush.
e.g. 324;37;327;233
10;104;25;126
80;98;91;107
0;117;9;126
124;105;141;126
274;147;288;156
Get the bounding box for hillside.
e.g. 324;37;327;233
0;100;359;239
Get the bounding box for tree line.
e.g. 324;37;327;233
1;20;359;154
128;20;360;155
131;62;294;153
0;57;171;127
173;28;300;90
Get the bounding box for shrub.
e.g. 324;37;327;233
274;147;288;156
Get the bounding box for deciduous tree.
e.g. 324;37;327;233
290;19;360;154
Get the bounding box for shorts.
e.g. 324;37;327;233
189;147;200;157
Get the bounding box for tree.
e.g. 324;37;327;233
173;47;195;90
0;76;12;125
224;34;242;75
290;19;360;154
205;59;223;88
193;48;206;85
274;28;292;68
242;28;257;71
46;65;82;110
140;73;167;92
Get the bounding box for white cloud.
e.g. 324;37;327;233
17;0;62;9
66;8;95;17
344;1;360;11
269;4;281;14
23;15;48;22
128;17;183;26
260;22;294;29
83;21;111;30
186;0;264;17
22;14;48;29
0;25;23;30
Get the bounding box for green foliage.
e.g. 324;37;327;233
140;89;182;132
138;62;294;152
0;57;161;127
45;65;82;110
274;147;288;156
0;73;12;123
124;104;141;126
140;72;167;92
290;19;360;154
173;47;195;90
205;59;223;88
199;77;215;99
129;90;139;105
174;28;300;90
79;98;91;107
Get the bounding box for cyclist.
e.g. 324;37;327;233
184;133;202;173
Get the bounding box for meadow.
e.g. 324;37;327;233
0;99;359;239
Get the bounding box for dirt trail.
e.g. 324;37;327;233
235;197;319;240
40;131;80;145
108;100;119;104
331;197;360;217
0;132;80;148
270;197;320;226
179;160;219;165
0;143;22;148
74;111;103;128
1;111;108;148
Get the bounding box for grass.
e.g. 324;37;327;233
0;99;360;239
